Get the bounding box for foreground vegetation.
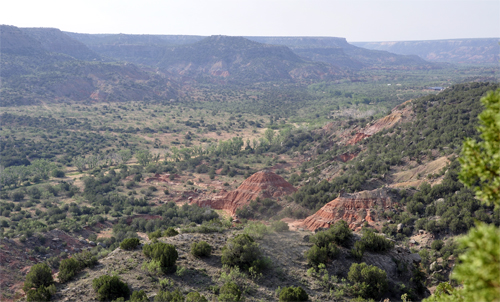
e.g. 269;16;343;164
0;77;498;301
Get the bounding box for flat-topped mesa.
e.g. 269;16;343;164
301;188;393;232
194;170;297;214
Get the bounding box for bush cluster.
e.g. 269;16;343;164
154;288;184;302
278;286;308;302
348;262;388;299
120;238;141;250
130;290;148;302
305;220;350;266
58;250;99;282
143;242;178;272
221;234;268;272
191;241;212;257
305;242;340;266
219;282;241;302
23;263;56;302
92;275;130;301
310;220;352;247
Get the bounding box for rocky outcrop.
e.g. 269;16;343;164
346;133;371;145
347;100;413;145
194;170;296;214
301;189;394;231
335;152;358;162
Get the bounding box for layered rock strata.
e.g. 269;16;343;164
347;100;413;145
194;170;296;214
302;189;393;231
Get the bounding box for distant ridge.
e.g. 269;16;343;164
67;33;438;71
352;38;500;64
0;25;178;106
247;36;438;70
154;35;344;83
22;27;101;60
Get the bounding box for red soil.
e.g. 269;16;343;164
301;189;395;231
347;100;413;145
194;170;297;214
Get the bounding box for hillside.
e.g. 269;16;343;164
21;27;101;61
160;36;347;82
353;38;500;65
0;25;178;106
64;32;205;66
1;82;499;301
68;33;438;71
247;36;439;70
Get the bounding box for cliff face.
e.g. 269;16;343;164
301;189;394;231
194;170;296;214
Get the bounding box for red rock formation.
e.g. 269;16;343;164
346;100;413;145
301;189;393;231
346;133;371;145
334;152;358;162
194;170;297;214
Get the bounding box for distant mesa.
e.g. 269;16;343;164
194;170;297;214
301;188;395;231
352;38;500;65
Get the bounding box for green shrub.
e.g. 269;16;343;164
143;242;178;272
350;241;365;261
431;239;444;252
154;288;184;302
11;191;25;201
348;262;388;299
271;220;289;232
164;227;179;237
23;263;53;293
73;250;98;268
305;242;339;266
329;220;353;246
191;241;212;257
222;234;265;271
279;286;308;302
120;238;141;250
310;220;352;248
148;230;162;240
51;169;65;178
92;275;130;301
26;284;56;302
141;259;163;275
219;282;241;302
58;258;80;283
242;221;270;239
185;291;209;302
358;229;394;253
130;290;148;302
305;244;328;266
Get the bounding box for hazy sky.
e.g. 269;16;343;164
2;0;499;41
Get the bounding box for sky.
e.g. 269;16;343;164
1;0;499;42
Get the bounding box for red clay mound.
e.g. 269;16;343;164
347;100;413;145
335;152;358;162
301;189;394;231
194;170;297;214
